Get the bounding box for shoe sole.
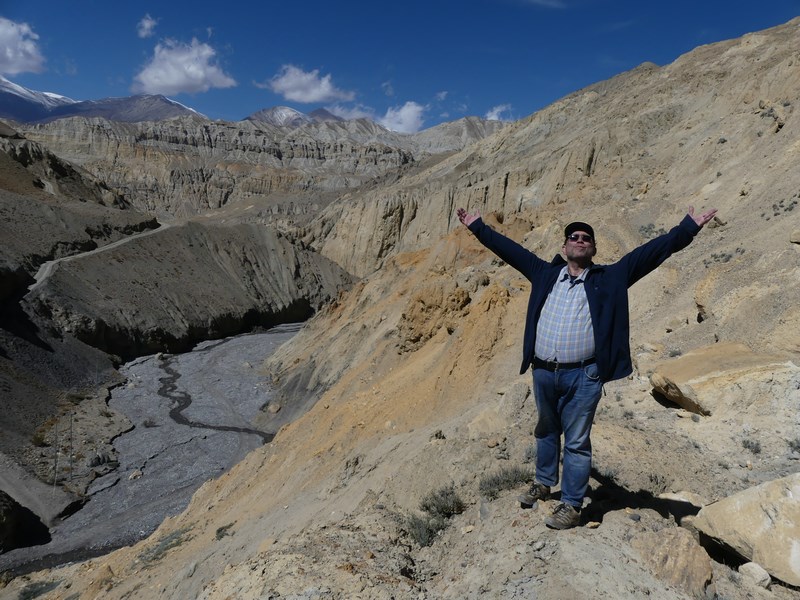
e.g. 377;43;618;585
544;513;580;529
545;519;577;529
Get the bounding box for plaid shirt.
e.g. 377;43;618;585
534;266;595;363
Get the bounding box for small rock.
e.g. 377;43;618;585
128;469;143;480
658;490;708;509
532;540;545;551
586;521;601;529
739;562;771;589
461;525;475;534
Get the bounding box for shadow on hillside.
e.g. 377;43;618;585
581;470;764;573
0;299;52;353
581;469;700;525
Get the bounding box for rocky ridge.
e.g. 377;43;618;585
2;17;800;600
24;220;353;360
20;115;506;219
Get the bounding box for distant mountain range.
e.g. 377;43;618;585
0;77;500;135
0;76;201;123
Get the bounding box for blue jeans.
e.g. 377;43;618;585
532;363;603;508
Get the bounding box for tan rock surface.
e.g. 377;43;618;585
21;116;504;220
631;526;713;597
649;342;795;415
695;474;800;586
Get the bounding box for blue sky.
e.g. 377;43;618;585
1;1;798;132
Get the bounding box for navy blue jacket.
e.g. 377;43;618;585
467;215;702;382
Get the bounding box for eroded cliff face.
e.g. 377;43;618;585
304;21;800;282
18;117;411;217
24;221;354;360
19;116;506;220
0;130;157;298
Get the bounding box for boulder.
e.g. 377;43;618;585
631;526;713;597
694;473;800;586
649;342;795;415
739;562;771;589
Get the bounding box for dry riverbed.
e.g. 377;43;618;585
0;324;300;575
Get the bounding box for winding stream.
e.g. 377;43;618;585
0;324;299;574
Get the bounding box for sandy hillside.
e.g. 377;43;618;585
3;17;800;600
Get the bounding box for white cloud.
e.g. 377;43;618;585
435;91;448;102
381;80;394;97
132;38;236;95
0;17;45;75
263;65;355;103
137;14;158;39
379;101;427;133
485;104;514;121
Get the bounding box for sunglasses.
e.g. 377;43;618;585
566;233;594;243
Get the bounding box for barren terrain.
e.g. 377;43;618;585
2;17;800;600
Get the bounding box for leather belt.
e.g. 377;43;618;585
533;356;595;371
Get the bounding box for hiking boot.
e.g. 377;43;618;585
518;482;550;508
545;502;580;530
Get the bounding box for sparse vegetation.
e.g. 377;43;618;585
760;198;798;220
18;580;62;600
138;527;193;566
405;513;448;548
419;485;465;519
788;438;800;453
478;465;535;500
523;444;537;463
215;522;235;540
639;223;667;239
405;485;466;547
703;247;745;268
742;438;762;455
31;430;49;447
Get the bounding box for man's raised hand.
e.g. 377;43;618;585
457;207;480;227
688;206;718;228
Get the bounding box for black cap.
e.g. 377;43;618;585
564;221;595;240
